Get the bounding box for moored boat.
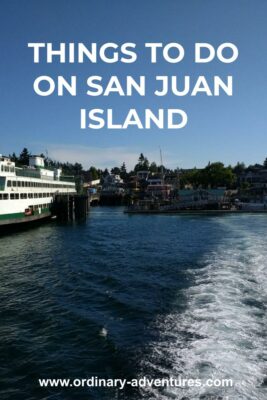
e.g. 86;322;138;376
0;154;76;230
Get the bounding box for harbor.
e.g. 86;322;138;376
2;150;267;232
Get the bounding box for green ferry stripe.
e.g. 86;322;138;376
0;212;25;220
0;208;51;220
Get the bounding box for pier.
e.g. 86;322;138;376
52;194;90;221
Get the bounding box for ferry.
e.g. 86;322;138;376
0;154;76;229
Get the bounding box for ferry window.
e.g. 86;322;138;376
15;194;19;199
12;181;17;187
34;193;38;198
22;181;25;187
38;193;42;198
0;177;5;190
18;181;21;187
0;194;2;199
1;166;3;172
3;194;8;200
28;193;33;199
7;180;11;187
20;193;27;199
10;193;15;199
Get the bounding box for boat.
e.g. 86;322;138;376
0;154;76;230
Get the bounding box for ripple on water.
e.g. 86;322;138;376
0;211;266;400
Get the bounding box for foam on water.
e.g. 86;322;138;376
141;217;267;400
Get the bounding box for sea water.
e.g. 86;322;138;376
0;208;266;399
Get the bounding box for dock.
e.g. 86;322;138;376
52;194;90;221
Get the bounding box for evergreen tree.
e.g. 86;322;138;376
149;162;158;173
233;162;246;175
111;167;121;175
19;148;30;165
120;162;127;180
134;153;150;172
88;166;99;180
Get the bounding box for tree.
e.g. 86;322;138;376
73;163;83;175
180;168;200;188
263;158;267;169
111;167;121;175
134;153;150;172
149;162;158;173
233;162;246;175
9;152;18;163
19;148;30;166
199;162;235;188
247;163;262;172
120;162;127;180
102;168;109;177
88;166;99;180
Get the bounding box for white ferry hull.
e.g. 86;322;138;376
0;210;52;229
0;154;77;231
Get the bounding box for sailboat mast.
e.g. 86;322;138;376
160;148;164;184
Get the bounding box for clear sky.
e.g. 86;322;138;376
0;0;267;170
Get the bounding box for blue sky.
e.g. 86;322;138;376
0;0;267;170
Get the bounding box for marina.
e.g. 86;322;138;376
2;150;267;231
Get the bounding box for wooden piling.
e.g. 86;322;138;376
52;194;89;221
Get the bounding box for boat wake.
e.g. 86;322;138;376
140;217;267;399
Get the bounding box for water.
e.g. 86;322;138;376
0;208;266;400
